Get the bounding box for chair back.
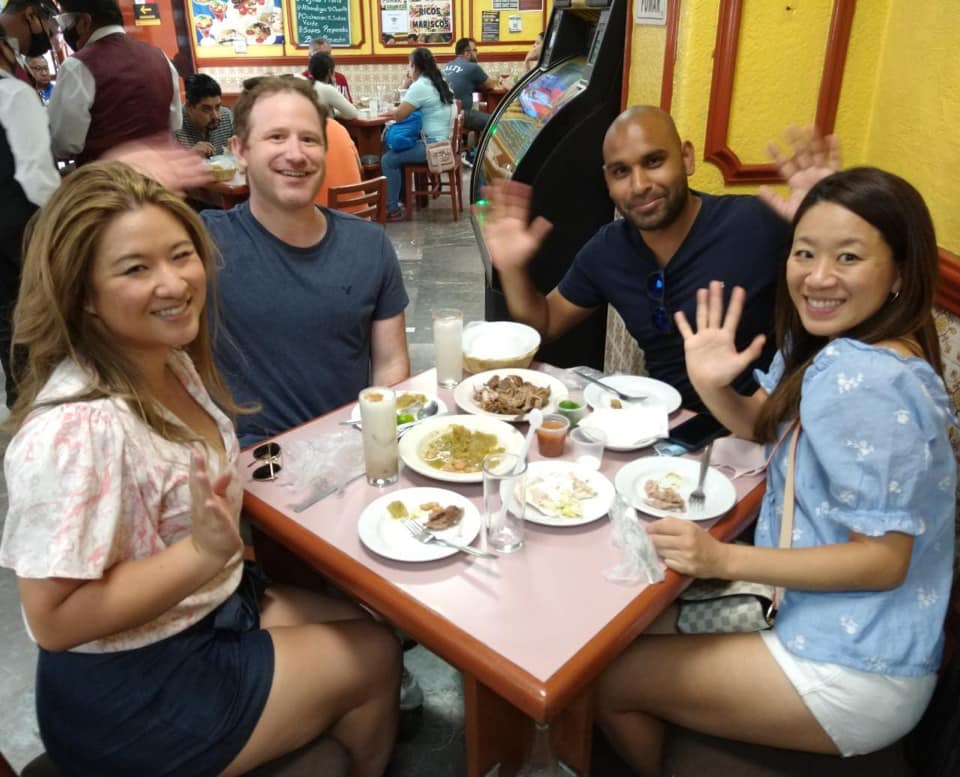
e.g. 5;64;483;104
327;175;387;223
451;111;464;156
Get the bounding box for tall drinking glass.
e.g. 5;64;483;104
433;308;463;388
358;387;399;486
482;452;526;553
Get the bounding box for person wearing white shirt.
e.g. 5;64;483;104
48;0;181;164
308;52;358;120
0;36;59;405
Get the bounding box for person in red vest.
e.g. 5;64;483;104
48;0;181;165
0;0;59;87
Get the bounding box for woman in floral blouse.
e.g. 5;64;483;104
596;167;955;774
0;162;399;777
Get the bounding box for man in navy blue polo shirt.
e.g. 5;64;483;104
481;106;839;408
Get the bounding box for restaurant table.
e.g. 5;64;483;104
340;114;391;160
482;87;509;116
187;171;249;210
243;369;765;777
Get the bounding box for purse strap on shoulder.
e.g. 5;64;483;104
768;420;800;620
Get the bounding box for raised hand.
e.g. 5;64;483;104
645;517;726;577
104;138;214;196
758;124;841;222
189;453;242;565
478;179;553;274
674;281;766;393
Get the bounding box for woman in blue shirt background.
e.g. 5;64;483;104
382;47;456;222
595;167;955;775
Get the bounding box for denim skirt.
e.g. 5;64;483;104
36;564;274;777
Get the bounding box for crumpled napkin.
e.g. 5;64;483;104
579;406;669;449
278;433;365;511
710;436;767;479
604;494;665;585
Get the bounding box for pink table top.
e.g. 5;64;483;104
243;369;765;720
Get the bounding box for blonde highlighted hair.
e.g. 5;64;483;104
8;161;244;440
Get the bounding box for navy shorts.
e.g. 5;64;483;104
36;564;275;777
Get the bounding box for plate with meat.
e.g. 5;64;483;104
357;487;483;562
613;457;736;521
453;368;568;421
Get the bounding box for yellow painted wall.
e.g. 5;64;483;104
624;1;959;252
861;2;960;253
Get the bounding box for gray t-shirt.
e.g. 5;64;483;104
442;57;488;111
203;204;409;446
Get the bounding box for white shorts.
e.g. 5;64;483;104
761;630;936;756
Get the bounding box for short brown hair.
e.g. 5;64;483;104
233;76;328;146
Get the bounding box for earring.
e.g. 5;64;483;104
889;289;901;302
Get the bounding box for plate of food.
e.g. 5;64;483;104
453;368;568;421
357;487;482;562
398;414;524;484
349;391;448;426
523;461;615;527
583;375;682;415
613;457;736;521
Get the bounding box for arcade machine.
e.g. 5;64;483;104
470;0;627;368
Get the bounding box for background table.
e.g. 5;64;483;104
187;171;249;210
243;369;765;776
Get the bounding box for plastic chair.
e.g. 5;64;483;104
402;111;464;221
327;175;388;223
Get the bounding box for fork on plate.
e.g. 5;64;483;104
688;442;713;515
401;518;496;559
575;370;648;402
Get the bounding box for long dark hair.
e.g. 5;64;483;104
410;47;453;104
308;52;335;83
755;167;942;442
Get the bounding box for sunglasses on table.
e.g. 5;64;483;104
647;270;670;332
248;442;282;481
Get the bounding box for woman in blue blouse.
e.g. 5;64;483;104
382;47;456;222
595;167;955;774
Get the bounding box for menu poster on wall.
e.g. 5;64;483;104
409;0;451;41
190;0;284;56
381;0;409;35
492;0;518;9
481;10;499;41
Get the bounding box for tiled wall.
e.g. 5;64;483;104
200;60;527;96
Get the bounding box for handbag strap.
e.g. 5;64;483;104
768;420;800;621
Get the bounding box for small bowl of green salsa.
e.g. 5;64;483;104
556;399;585;426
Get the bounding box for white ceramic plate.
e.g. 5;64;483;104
614;457;736;521
523;461;615;527
349;392;448;424
577;408;667;452
357;487;482;562
398;414;525;484
453;368;568;421
583;375;682;415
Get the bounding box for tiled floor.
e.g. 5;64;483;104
0;189;632;775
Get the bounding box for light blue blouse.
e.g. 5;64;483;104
755;339;956;676
404;75;454;142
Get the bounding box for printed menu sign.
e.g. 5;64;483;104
481;10;499;41
293;0;351;46
189;0;284;57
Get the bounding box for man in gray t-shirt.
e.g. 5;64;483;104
443;37;498;134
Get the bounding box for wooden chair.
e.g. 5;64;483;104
402;111;464;221
327;175;387;223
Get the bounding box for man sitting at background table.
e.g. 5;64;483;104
175;72;234;157
443;36;499;151
202;76;409;448
481;106;839;409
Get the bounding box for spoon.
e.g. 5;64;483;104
340;399;440;430
518;408;543;462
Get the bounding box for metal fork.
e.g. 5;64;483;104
688;442;713;515
401;519;497;559
575;370;648;402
